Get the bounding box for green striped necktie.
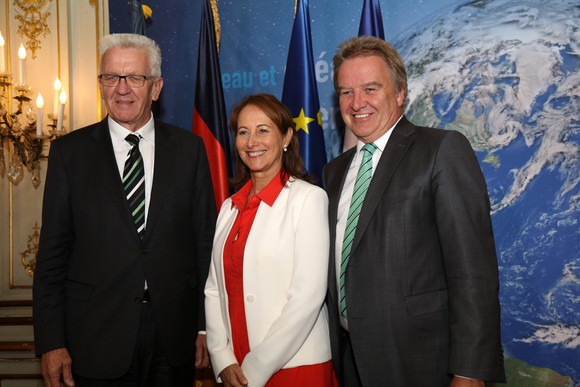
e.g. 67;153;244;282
123;134;146;238
340;142;378;316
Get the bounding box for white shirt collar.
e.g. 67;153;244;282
108;114;155;146
355;115;403;157
354;114;403;158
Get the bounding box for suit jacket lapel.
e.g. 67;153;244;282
88;119;139;239
350;117;416;257
327;148;356;232
143;121;176;243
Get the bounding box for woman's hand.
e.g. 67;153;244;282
220;364;249;387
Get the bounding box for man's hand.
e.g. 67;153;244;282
41;348;74;387
195;333;210;368
220;363;248;387
450;376;485;387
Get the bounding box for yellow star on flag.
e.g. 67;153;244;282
293;108;315;134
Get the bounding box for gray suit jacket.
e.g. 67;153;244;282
323;117;505;386
33;118;216;379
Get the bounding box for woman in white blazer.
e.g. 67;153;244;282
205;94;336;387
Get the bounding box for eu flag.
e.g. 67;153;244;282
282;0;327;184
192;0;233;210
358;0;385;39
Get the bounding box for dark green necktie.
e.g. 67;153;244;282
123;134;146;238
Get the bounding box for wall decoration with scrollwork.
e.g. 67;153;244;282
20;222;40;277
14;0;52;59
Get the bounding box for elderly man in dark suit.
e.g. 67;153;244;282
323;36;506;387
33;33;216;386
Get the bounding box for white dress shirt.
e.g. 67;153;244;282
335;116;401;330
108;114;155;226
109;115;155;290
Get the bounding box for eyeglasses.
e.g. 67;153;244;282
98;74;154;88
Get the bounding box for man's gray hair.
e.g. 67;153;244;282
99;33;162;77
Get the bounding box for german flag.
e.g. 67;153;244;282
192;0;233;210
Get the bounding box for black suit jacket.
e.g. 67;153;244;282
33;118;217;379
323;117;505;386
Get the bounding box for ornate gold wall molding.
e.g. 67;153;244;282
14;0;52;59
2;0;108;295
19;221;38;277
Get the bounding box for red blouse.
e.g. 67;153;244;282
223;171;336;387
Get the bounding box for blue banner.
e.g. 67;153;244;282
109;1;580;384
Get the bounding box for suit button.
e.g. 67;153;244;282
140;248;149;255
246;294;255;303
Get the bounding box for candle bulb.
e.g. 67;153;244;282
36;93;44;136
18;44;26;86
0;32;5;73
56;89;67;132
53;78;61;117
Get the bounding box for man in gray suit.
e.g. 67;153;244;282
323;36;506;386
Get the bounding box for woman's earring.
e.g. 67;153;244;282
283;144;288;152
